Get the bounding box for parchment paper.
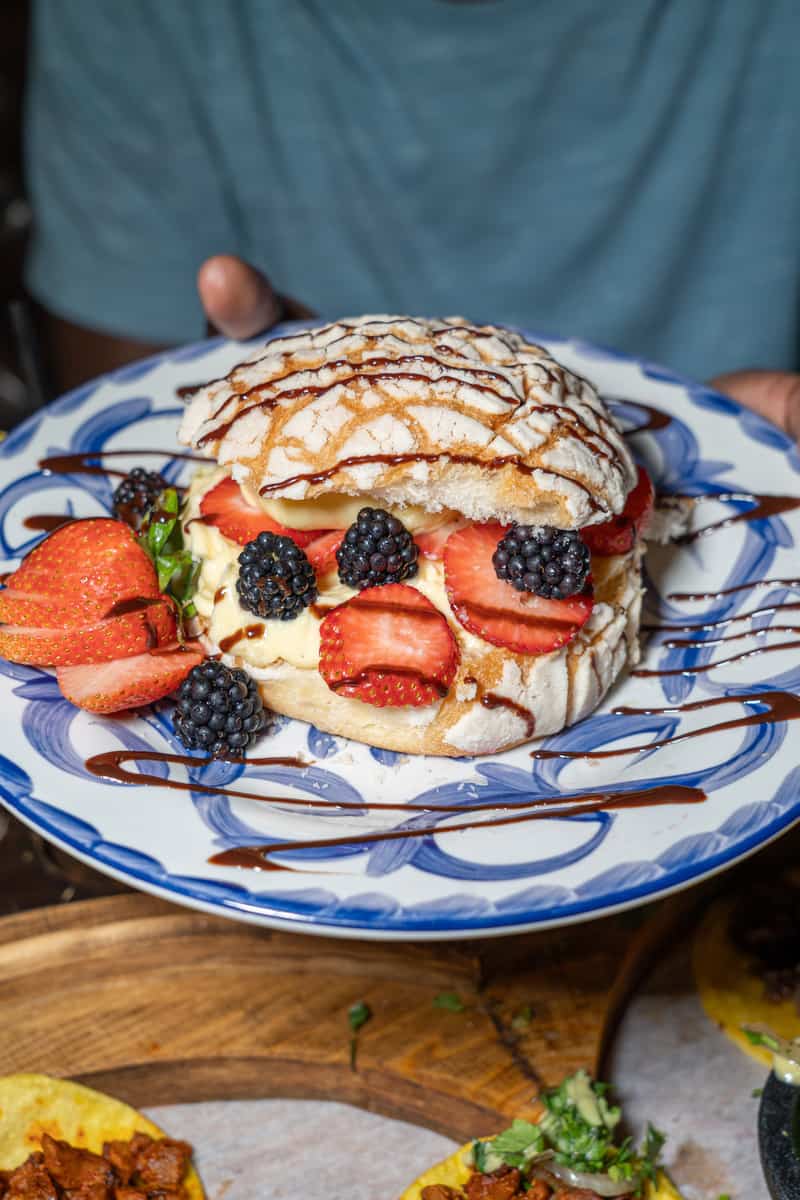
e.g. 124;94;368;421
147;945;768;1199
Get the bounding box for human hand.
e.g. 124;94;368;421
197;255;314;340
709;369;800;445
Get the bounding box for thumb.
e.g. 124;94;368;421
710;369;800;445
197;255;284;340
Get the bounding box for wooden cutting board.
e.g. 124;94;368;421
0;892;697;1140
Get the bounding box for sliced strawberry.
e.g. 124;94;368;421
415;520;468;561
57;642;204;714
443;523;593;655
319;583;459;707
199;477;327;548
0;588;102;628
0;598;176;666
305;530;344;574
581;466;655;556
5;518;161;615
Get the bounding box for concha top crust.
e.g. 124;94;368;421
179;316;637;527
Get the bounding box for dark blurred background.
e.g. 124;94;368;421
0;0;39;435
0;0;125;905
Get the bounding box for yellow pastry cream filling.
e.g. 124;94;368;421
183;468;634;675
183;468;467;670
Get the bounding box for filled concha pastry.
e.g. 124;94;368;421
179;316;652;757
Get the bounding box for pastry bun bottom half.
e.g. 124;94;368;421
210;550;643;758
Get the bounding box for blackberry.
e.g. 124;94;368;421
174;660;267;755
236;530;317;619
112;467;167;527
336;507;418;589
492;524;590;600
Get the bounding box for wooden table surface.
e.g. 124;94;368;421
2;807;797;1199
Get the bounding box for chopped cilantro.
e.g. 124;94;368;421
638;1124;666;1183
489;1120;545;1167
472;1140;489;1174
348;1000;371;1033
479;1071;665;1191
434;991;465;1012
743;1027;780;1051
511;1005;533;1031
752;1087;763;1098
347;1000;371;1070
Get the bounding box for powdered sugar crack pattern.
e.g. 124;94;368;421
0;323;798;938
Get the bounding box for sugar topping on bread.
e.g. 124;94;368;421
179;316;637;529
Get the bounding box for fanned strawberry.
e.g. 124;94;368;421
0;598;176;666
443;523;593;655
581;466;655;556
0;586;170;630
415;520;468;561
0;588;101;628
199;477;327;548
319;583;459;707
57;642;204;714
305;530;344;574
4;518;161;616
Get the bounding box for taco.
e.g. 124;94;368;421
0;1073;204;1198
400;1071;681;1200
692;876;800;1067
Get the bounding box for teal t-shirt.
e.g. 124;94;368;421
24;0;800;380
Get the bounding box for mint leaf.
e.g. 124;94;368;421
138;488;199;630
143;489;178;556
434;991;465;1012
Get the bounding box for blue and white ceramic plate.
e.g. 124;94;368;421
1;325;799;939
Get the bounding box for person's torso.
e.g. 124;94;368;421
87;0;800;377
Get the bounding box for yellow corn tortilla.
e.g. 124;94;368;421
692;895;800;1067
0;1074;204;1199
400;1142;682;1199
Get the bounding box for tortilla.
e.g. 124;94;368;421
400;1142;683;1199
0;1073;204;1198
692;894;800;1067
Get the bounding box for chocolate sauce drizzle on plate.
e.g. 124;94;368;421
673;492;800;544
38;449;211;480
632;641;800;678
22;514;73;533
643;599;800;635
209;784;705;872
669;578;800;603
622;402;673;433
532;691;800;760
638;577;800;677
